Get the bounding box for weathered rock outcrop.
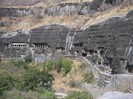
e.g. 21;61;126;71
0;10;133;69
0;0;41;6
111;74;133;90
0;0;129;17
0;8;31;17
99;91;133;99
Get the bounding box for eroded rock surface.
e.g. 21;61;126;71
1;0;131;17
111;74;133;90
99;91;133;99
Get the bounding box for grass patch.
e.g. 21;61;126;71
84;72;94;83
65;91;93;99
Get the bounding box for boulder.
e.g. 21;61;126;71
111;74;133;91
99;91;133;99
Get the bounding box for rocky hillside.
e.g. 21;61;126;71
0;0;133;33
0;0;133;74
0;0;93;6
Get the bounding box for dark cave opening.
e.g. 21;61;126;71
89;50;94;55
100;50;104;55
126;65;133;73
82;53;87;57
105;0;116;4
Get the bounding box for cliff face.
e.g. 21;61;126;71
0;0;133;74
0;10;133;73
1;0;133;33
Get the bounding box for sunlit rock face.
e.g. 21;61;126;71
99;91;133;99
111;74;133;89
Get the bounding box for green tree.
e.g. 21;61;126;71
55;58;73;76
63;64;71;76
44;60;53;71
55;58;63;73
20;68;54;91
62;58;73;76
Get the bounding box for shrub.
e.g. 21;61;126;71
55;58;63;73
40;89;57;99
84;72;94;83
62;58;73;76
0;72;14;95
11;60;28;69
62;58;73;67
24;53;33;64
65;91;93;99
63;64;71;76
44;60;53;71
55;58;73;76
20;68;54;91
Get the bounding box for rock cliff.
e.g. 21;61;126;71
0;0;133;74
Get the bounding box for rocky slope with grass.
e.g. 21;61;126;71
0;0;133;32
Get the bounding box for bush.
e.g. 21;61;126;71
20;68;54;91
44;60;53;71
62;58;73;67
11;60;28;69
55;58;63;73
62;58;73;76
55;58;73;76
40;89;57;99
0;73;14;95
65;91;93;99
63;64;71;76
24;53;33;64
84;72;94;83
